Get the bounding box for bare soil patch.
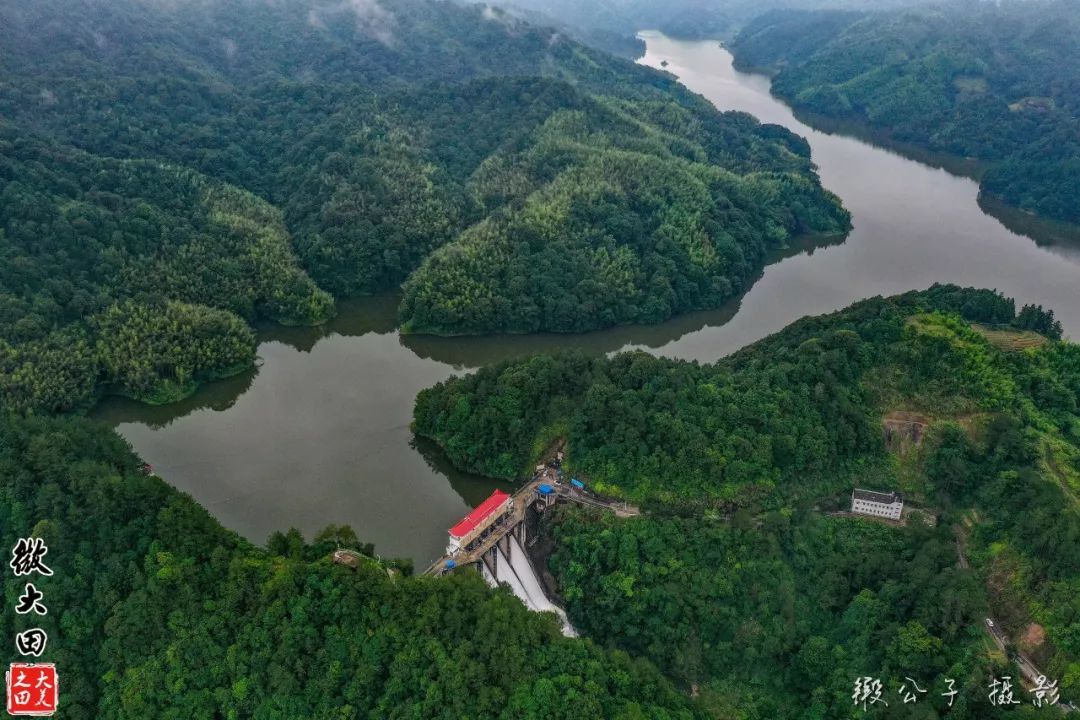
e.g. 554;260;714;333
883;410;931;452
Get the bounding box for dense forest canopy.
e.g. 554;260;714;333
0;126;328;411
0;0;845;411
730;0;1080;225
415;285;1080;714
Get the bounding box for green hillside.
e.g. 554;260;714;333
0;127;331;411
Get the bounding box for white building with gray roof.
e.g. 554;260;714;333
851;488;904;520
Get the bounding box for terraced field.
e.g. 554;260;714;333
971;324;1049;352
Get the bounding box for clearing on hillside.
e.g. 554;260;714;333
883;410;931;452
971;324;1048;352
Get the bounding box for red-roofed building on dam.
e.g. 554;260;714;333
447;489;513;555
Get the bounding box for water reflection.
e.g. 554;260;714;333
977;195;1080;263
93;369;257;430
259;294;400;353
789;100;1080;260
403;231;846;367
96;329;501;564
97;231;844;427
411;435;517;509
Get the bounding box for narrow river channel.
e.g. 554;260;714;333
93;34;1080;566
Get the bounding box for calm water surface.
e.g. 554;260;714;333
93;35;1080;565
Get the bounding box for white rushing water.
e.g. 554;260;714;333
488;537;577;637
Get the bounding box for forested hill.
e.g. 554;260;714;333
415;285;1080;715
0;414;698;719
1;0;847;414
0;126;333;412
730;1;1080;225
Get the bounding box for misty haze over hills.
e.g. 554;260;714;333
478;0;937;42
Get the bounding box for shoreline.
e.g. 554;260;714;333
728;59;1080;247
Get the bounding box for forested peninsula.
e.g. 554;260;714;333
730;1;1080;226
416;285;1080;716
0;0;846;414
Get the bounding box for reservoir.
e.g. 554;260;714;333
93;34;1080;566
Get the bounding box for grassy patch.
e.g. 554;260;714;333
528;420;570;474
1041;435;1080;507
864;366;983;416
